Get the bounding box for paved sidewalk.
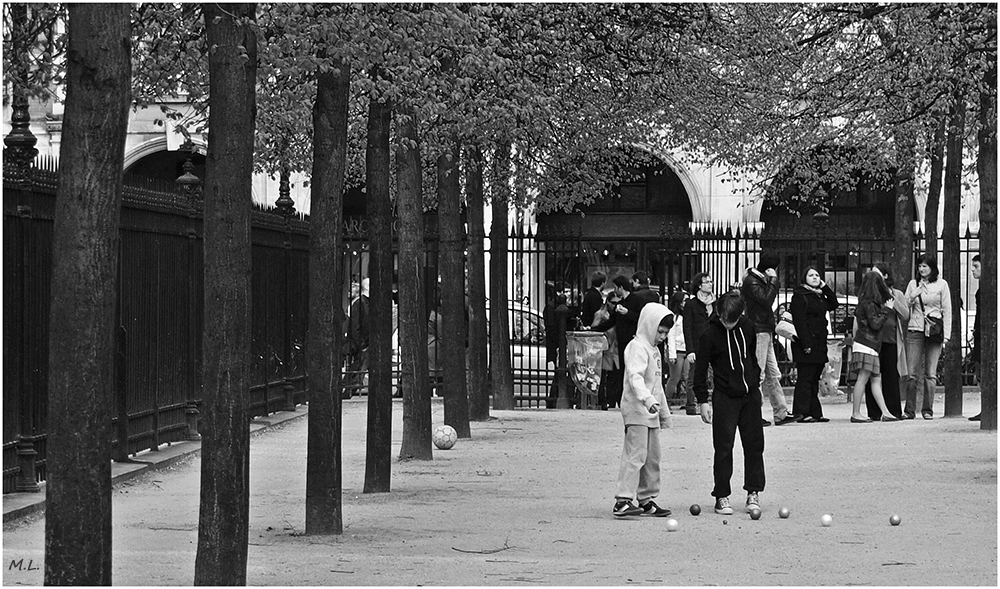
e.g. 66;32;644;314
2;407;308;524
3;393;995;586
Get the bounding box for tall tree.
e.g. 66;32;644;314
364;88;394;492
489;142;515;409
397;106;433;459
195;4;257;584
305;59;352;533
465;145;490;420
942;96;965;416
977;49;997;431
924;117;947;259
43;5;131;585
437;140;472;437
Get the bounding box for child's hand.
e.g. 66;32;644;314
648;403;660;414
700;402;713;424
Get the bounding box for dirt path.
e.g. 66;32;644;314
3;394;996;586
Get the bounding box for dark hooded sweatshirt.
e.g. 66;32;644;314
693;315;761;404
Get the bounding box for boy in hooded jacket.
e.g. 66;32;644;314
694;292;766;516
612;303;675;517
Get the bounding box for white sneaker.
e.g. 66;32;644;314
746;491;760;513
714;496;733;515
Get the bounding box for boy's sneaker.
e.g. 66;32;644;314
613;500;643;517
714;496;733;515
639;500;672;517
746;491;760;513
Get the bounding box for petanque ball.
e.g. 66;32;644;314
689;504;702;516
432;425;458;450
750;508;762;520
821;514;833;527
778;507;791;519
889;514;901;526
665;518;680;532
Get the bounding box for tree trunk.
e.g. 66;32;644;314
942;96;965;416
304;61;351;534
465;145;490;420
195;4;257;584
892;129;916;287
397;107;433;459
364;93;393;492
490;142;515;409
438;140;472;438
43;5;130;585
977;57;997;431
925;116;946;259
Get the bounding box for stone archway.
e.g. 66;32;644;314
632;143;707;222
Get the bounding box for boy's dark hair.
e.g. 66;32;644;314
590;271;607;288
612;275;632;291
690;271;710;292
916;254;940;282
757;253;780;272
555;292;568;305
632;271;650;286
973;254;981;263
659;314;675;330
873;262;893;288
717;292;745;323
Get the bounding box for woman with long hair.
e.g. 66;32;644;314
850;271;899;422
789;267;839;422
902;254;952;419
865;262;909;420
683;272;716;415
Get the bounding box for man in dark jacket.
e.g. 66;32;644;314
580;271;607;327
344;279;370;399
611;274;652;370
969;255;983;421
694;292;766;516
631;271;660;306
740;254;795;426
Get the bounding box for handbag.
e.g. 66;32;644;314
918;295;944;343
775;311;797;340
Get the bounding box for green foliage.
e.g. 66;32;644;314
2;3;67;102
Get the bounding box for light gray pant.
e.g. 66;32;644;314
756;333;789;421
904;330;943;416
615;425;661;504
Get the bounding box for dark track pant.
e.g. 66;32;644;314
792;362;824;419
712;389;765;498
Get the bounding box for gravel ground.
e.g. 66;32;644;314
3;392;996;586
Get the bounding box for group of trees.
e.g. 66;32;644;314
3;2;994;585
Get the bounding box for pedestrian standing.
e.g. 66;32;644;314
693;292;766;516
850;271;899;422
740;254;797;426
968;254;983;421
344;279;370;399
631;271;660;306
581;271;607;328
789;267;839;422
592;290;624;409
664;291;689;407
684;272;716;415
902;254;952;420
612;303;674;517
865;263;909;420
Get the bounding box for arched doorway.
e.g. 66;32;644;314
124;148;206;182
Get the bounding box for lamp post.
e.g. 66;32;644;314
275;165;297;412
177;143;202;440
812;187;830;280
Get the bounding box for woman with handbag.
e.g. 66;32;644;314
850;271;900;422
789;267;839;422
902;254;952;419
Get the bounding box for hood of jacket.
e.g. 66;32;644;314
636;303;673;347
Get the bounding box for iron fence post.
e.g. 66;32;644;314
276;165;297;412
178;146;203;440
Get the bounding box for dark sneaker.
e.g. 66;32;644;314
745;491;760;513
613;500;643;517
970;414;981;421
714;496;734;515
761;419;772;427
922;411;934;420
774;414;799;426
639;500;671;517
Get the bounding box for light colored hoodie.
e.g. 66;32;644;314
621;303;673;429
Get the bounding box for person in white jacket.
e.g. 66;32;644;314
612;303;674;518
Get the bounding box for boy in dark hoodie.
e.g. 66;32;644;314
693;292;766;516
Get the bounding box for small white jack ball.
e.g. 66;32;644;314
820;514;833;527
889;514;901;526
665;518;680;532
